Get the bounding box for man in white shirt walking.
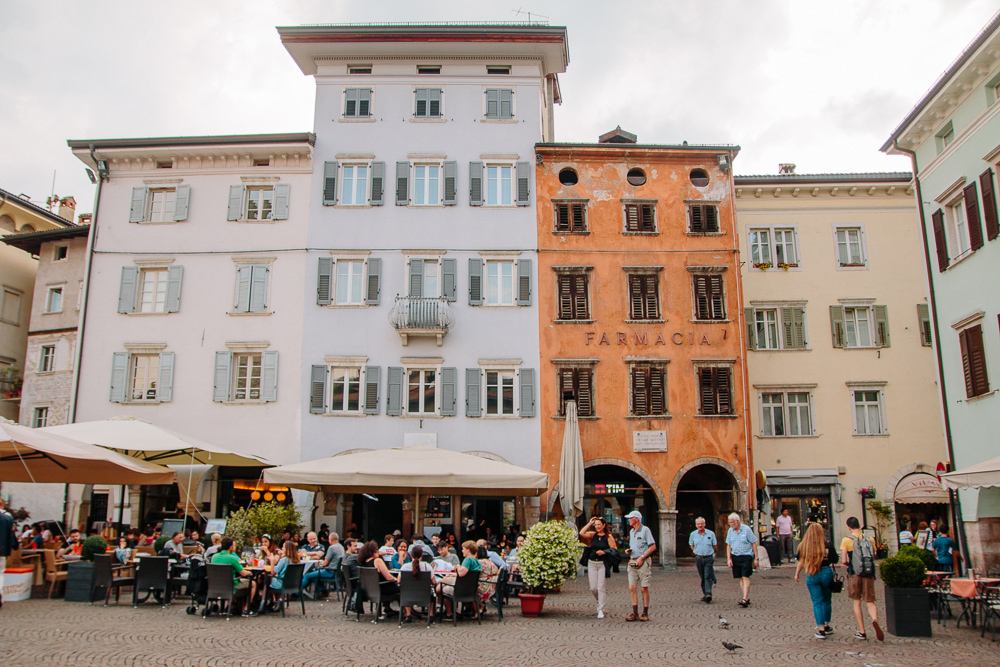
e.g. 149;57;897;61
776;509;794;564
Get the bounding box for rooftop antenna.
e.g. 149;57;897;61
512;7;549;23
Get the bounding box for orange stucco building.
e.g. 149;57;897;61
536;130;752;567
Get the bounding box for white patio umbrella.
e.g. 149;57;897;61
940;455;1000;490
0;419;176;485
554;400;584;524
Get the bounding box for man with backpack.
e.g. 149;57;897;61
840;516;883;641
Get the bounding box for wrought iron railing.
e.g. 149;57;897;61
388;296;454;331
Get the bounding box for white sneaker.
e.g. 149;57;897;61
597;610;605;619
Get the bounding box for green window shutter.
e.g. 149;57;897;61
395;162;409;205
465;368;481;417
517;258;532;306
428;88;442;117
344;88;358;117
745;308;757;350
917;304;932;347
365;257;381;305
386;367;404;416
791;307;807;349
358;88;372;117
442;258;457;302
485;88;499;118
235;266;252;312
370;161;385;206
227;185;244;221
409;259;424;298
310;365;327;414
468;258;483;305
173;185;191;221
519;368;535;417
469;162;483;206
109;352;128;402
500;88;513;119
117;266;138;314
415;88;428;117
165;266;183;313
874;305;890;348
516;161;530;206
260;351;278;402
829;305;845;348
129;187;147;223
964;182;984;251
213;352;231;402
931;210;949;271
272;183;290;220
980;169;999;241
440;367;457;416
323;161;339;206
364;366;380;415
443;161;457;205
157;352;175;402
317;257;333;305
249;265;269;313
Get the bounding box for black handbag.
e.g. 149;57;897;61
579;547;591;567
830;567;844;593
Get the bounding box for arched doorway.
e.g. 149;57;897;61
674;463;739;559
580;464;661;548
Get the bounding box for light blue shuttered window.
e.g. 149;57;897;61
109;351;174;403
414;88;442;118
465;366;536;418
234;265;270;313
129;186;190;223
315;256;383;307
344;87;372;118
485;88;513;119
468;259;531;307
227;185;290;220
213;351;277;402
118;265;184;313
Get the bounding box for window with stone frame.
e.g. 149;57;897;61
696;364;733;416
558;366;593;417
626;269;661;321
630;362;667;417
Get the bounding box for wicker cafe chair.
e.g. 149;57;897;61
91;554;134;605
442;570;482;626
43;549;69;599
397;569;434;628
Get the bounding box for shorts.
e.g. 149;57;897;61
731;554;754;579
847;574;876;602
627;559;651;588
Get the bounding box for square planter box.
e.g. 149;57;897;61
884;586;932;637
64;562;104;602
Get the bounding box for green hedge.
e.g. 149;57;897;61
80;535;108;561
879;554;926;588
897;545;937;571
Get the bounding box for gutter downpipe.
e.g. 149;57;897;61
891;137;970;570
728;150;754;524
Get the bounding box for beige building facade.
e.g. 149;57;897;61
735;170;950;553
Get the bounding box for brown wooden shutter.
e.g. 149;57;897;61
644;275;658;320
705;205;718;232
559;369;574;415
964;183;984;251
573;274;588;319
694;275;709;320
558;275;573;319
709;275;725;320
572;202;586;231
649;366;665;415
625;203;639;232
555;203;570;231
690;205;703;232
960;325;990;398
716;366;732;414
632;367;647;416
699;367;716;415
629;275;643;320
931;209;949;271
576;368;593;416
640;203;655;232
980;169;999;241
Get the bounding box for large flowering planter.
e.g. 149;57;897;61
517;520;579;616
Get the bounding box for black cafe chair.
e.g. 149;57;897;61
91;554;134;606
397;569;433;628
341;563;356;615
276;563;306;617
442;570;481;626
359;567;399;624
203;563;238;619
132;557;170;607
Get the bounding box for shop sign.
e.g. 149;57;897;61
633;430;667;452
594;483;626;495
769;485;828;495
585;330;728;346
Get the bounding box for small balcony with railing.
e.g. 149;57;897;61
388;296;454;346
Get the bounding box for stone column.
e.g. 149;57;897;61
342;499;354;538
659;509;678;570
402;497;414;540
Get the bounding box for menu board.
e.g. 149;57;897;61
425;496;452;519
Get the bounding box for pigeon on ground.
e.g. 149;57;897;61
718;614;729;629
722;641;743;653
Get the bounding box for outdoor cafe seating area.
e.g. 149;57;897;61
925;567;1000;640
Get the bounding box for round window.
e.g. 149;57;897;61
626;168;646;186
558;168;579;186
690;169;710;187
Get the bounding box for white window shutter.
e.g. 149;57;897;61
129;187;147;223
227;185;244;221
173;185;191;221
117;266;138;314
745;308;757;350
157;352;175;402
874;305;890;348
272;183;290;220
109;352;128;402
165;266;183;313
213;352;231;402
249;265;268;312
235;266;253;312
261;351;278;402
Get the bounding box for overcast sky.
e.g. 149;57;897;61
2;0;997;217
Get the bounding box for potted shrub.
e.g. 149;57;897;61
867;500;894;559
65;536;108;602
517;520;579;617
880;553;931;637
898;544;937;571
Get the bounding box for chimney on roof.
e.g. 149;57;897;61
598;126;637;144
778;163;796;174
58;196;77;222
78;213;92;225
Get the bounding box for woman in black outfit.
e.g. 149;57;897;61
580;515;617;619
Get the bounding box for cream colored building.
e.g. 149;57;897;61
0;190;76;422
735;170;949;553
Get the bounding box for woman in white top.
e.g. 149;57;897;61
397;545;433;623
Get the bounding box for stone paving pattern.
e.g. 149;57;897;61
1;566;997;666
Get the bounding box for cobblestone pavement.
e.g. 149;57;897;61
1;566;997;666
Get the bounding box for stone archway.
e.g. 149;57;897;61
669;456;748;513
545;457;668;514
668;458;748;567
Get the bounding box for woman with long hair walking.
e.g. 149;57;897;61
580;515;617;618
794;522;839;639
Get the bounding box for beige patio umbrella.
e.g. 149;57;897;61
553;399;584;524
940;455;1000;490
0;419;176;485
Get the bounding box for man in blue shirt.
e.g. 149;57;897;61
625;510;656;622
725;512;758;608
933;526;958;572
689;517;717;603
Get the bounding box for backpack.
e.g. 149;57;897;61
849;535;875;578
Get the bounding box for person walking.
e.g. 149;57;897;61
794;523;838;639
933;526;958;573
840;516;883;641
580;515;617;618
776;509;795;564
0;498;19;609
725;513;758;607
624;510;656;622
689;516;717;603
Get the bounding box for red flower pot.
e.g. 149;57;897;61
520;593;546;617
